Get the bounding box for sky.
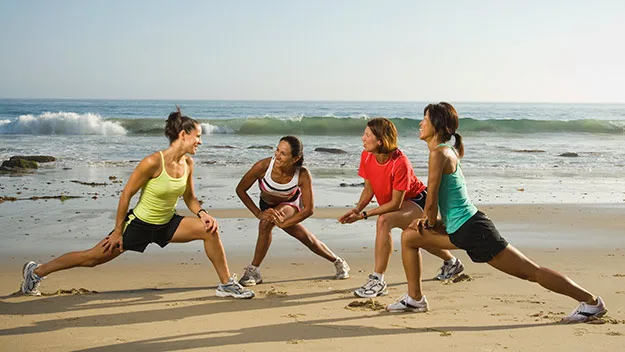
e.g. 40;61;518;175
0;0;624;102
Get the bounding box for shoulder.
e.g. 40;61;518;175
141;152;161;169
249;157;272;177
135;152;162;176
429;146;452;164
360;150;372;163
185;155;195;166
391;149;411;166
298;166;311;179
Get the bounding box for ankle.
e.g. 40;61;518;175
444;257;457;265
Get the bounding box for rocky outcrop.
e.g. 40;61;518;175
314;147;347;154
0;155;56;173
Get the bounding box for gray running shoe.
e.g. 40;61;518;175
334;257;350;279
216;274;255;299
239;265;262;286
21;261;42;296
354;274;388;298
435;258;465;281
386;294;429;313
561;297;607;323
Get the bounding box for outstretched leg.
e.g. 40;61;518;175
283;223;337;261
35;236;123;277
488;245;597;304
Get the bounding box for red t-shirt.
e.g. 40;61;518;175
358;149;426;205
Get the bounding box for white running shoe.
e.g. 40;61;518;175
217;274;255;299
561;297;607;323
334;257;350;279
354;274;388;298
435;258;465;281
239;265;263;286
21;261;43;296
386;294;429;313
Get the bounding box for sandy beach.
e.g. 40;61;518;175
1;204;624;351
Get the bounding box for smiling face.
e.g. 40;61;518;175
419;111;436;141
184;124;202;155
362;126;382;153
274;140;299;167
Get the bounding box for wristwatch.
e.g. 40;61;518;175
361;211;368;220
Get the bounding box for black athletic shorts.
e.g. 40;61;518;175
448;211;509;263
407;189;427;209
117;210;184;253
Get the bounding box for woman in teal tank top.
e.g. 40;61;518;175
20;107;254;299
387;102;606;323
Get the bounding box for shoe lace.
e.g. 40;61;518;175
362;276;379;290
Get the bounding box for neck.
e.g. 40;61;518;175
425;135;445;151
374;151;391;163
165;143;187;162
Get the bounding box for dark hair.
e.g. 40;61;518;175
366;117;398;154
279;135;304;167
423;102;464;157
164;105;200;143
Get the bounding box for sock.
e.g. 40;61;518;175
248;264;259;270
333;257;341;264
444;257;457;266
373;272;384;282
406;295;424;305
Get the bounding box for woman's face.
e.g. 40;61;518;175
274;140;298;167
185;124;203;155
362;126;381;153
419;111;436;141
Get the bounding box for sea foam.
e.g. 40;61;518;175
0;112;127;135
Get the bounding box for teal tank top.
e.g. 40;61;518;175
437;143;478;233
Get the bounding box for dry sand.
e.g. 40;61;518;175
1;204;624;351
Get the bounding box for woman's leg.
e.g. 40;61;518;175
487;245;597;304
401;225;458;299
275;204;337;261
374;201;454;274
169;216;231;284
249;219;276;267
34;236;123;277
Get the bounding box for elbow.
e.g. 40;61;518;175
301;208;313;219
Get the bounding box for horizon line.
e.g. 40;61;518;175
1;97;624;105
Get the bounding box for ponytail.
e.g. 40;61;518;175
453;133;464;158
164;105;199;143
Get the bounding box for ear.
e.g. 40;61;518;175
178;129;186;141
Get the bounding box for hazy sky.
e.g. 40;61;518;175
1;1;624;102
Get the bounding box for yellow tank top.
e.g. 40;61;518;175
133;151;188;224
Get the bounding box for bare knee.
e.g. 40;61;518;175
376;213;393;231
258;219;275;233
401;228;423;248
200;229;221;242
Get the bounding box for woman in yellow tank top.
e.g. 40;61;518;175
20;107;254;299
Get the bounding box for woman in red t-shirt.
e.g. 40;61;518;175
339;118;464;298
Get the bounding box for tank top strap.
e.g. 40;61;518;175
264;157;276;178
437;143;459;157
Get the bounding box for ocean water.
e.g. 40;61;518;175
0;99;624;208
1;99;624;256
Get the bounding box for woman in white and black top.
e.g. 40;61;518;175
235;135;350;286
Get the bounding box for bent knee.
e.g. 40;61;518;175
401;228;424;246
258;220;275;232
376;213;392;228
201;229;221;241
